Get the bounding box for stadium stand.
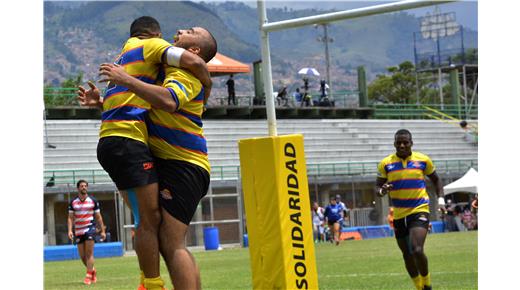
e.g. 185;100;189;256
44;119;477;173
44;119;477;248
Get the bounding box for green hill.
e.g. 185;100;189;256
44;1;477;91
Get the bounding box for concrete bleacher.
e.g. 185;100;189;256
44;119;478;174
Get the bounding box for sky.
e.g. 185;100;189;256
198;0;478;31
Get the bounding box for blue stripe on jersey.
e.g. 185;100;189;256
391;198;429;208
103;84;129;99
194;87;204;102
167;87;180;107
102;106;148;122
119;46;144;65
385;161;404;173
407;160;427;170
103;76;156;100
148;123;207;154
175;110;203;128
390;179;426;190
167;79;188;97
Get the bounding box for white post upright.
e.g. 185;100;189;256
257;0;277;136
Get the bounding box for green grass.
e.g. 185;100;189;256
44;231;477;289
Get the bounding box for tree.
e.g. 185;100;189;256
368;61;417;104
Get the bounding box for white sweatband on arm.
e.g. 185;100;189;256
438;197;445;206
166;46;186;67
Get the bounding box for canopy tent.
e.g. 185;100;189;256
208;53;251;77
443;168;479;195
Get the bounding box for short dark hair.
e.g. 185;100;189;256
394;129;412;140
199;28;217;63
460;120;468;128
77;179;88;188
130;16;161;37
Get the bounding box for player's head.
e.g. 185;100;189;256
130;16;162;38
394;129;413;158
76;179;88;195
335;194;342;202
330;196;337;205
173;27;217;63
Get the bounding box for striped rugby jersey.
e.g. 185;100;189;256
100;37;172;144
146;66;210;173
68;195;100;236
377;151;435;220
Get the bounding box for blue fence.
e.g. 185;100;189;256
44;242;124;262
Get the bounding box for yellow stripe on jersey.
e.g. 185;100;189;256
147;67;210;173
377;151;435;220
100;37;172;144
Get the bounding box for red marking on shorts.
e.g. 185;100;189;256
143;162;154;170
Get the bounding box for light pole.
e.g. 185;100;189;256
315;23;333;100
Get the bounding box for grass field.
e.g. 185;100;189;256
44;231;477;290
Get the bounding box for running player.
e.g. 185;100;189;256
376;129;445;290
77;16;211;290
67;180;106;285
98;26;217;290
324;196;344;245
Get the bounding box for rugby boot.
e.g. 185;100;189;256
91;268;97;283
83;272;93;285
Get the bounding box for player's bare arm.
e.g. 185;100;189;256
427;171;446;212
376;177;393;197
77;81;103;109
98;63;178;113
95;212;106;241
165;48;212;104
67;212;75;240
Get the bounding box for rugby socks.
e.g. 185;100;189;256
143;276;165;290
411;275;423;290
421;272;431;289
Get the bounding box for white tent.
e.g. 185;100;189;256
444;168;479;195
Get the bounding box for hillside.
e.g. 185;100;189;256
44;1;477;97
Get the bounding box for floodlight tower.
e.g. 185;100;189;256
418;6;460;109
315;23;334;99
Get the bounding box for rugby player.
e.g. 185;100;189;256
67;180;106;285
376;129;445;290
77;16;211;290
98;26;217;290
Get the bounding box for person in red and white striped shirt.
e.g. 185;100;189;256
67;180;105;285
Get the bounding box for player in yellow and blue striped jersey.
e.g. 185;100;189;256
376;129;445;290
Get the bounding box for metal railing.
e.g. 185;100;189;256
372;103;478;120
44;158;478;186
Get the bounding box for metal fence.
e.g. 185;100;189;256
44;158;478;187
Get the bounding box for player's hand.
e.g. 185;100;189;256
438;204;447;215
98;63;132;87
77;81;102;108
378;183;393;197
100;232;106;242
68;231;74;241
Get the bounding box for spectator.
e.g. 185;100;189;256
292;88;303;105
302;77;309;94
459;120;477;145
445;199;457;232
276;86;288;107
320;80;327;99
301;93;313;107
335;194;348;227
226;74;236;105
311;202;325;243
